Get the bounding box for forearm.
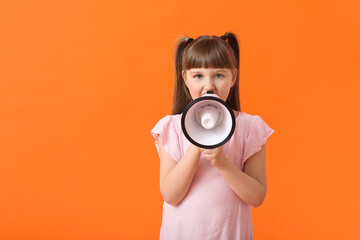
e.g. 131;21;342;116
215;159;266;208
161;145;201;205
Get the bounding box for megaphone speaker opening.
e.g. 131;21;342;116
181;94;236;149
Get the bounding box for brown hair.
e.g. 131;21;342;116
171;32;241;115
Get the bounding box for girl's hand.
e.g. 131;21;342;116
201;146;228;168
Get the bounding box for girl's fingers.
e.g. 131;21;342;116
203;147;222;154
202;153;214;161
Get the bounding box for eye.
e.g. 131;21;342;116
215;74;223;79
194;74;203;79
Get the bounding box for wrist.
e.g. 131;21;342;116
187;144;202;158
189;144;202;153
213;155;230;169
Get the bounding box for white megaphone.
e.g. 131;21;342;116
181;91;236;149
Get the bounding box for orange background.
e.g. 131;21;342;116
0;0;359;239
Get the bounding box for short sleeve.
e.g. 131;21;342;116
151;115;181;162
243;115;275;165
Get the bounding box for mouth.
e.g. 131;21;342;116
202;91;216;96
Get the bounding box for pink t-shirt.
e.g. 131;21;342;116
151;112;274;240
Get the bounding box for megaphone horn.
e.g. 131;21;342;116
181;91;236;149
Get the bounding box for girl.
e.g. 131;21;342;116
151;32;274;240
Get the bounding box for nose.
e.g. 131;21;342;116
204;78;215;92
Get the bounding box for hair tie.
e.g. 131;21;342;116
220;35;227;41
187;38;194;44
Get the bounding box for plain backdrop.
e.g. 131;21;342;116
0;0;359;239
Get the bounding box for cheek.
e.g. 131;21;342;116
218;84;232;101
186;83;200;98
218;82;229;92
188;82;201;91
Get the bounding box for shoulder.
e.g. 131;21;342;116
159;114;182;122
237;111;259;121
236;112;258;130
235;112;275;141
151;114;184;162
152;114;182;135
240;111;275;148
161;114;182;127
237;112;268;127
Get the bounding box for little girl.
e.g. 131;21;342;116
151;32;274;240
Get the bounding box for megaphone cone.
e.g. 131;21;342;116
181;91;236;149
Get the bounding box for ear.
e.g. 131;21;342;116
182;70;188;87
231;68;237;87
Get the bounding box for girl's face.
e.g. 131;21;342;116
182;68;237;101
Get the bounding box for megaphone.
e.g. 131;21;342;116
181;91;236;149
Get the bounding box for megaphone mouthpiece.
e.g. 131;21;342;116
199;105;219;129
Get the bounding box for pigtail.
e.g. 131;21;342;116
171;36;193;115
223;32;241;112
223;32;240;69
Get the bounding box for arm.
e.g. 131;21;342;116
158;136;201;206
202;144;267;208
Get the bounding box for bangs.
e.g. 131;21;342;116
183;38;235;70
